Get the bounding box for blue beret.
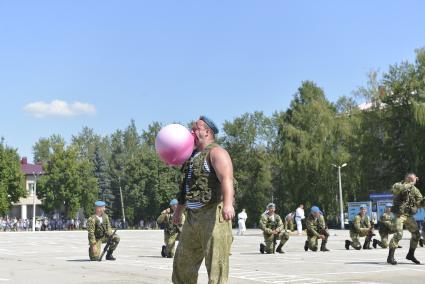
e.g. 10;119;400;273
200;115;219;134
95;200;106;207
385;203;393;207
311;206;322;214
267;203;275;209
169;199;178;206
360;204;367;209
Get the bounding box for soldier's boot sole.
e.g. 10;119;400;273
345;240;350;250
406;248;420;264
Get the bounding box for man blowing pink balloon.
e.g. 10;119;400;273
172;115;235;284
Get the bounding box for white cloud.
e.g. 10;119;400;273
23;100;96;118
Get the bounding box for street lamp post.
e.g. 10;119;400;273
32;171;41;232
118;176;126;227
332;163;347;229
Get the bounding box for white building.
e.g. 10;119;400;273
10;157;44;219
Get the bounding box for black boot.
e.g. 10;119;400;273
304;241;309;251
320;241;330;252
372;239;383;249
387;248;397;265
161;245;166;257
363;240;372;250
420;239;424;247
106;251;116;261
260;243;265;254
406;248;420;264
276;244;284;253
345;240;351;250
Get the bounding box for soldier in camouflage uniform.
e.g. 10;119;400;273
304;206;329;252
87;201;120;261
345;204;374;250
259;203;290;254
172;116;235;284
373;203;394;249
387;173;423;265
157;198;185;258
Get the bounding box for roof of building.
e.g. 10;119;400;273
20;157;44;175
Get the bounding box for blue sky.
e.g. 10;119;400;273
1;1;424;160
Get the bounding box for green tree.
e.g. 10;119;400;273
37;143;97;218
0;140;26;215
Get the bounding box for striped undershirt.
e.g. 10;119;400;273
186;152;211;210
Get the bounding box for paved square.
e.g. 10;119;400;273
1;229;425;283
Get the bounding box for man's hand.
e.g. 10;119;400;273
222;204;235;221
319;235;326;240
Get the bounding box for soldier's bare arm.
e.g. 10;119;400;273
210;146;235;221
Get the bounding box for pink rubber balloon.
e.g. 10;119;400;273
155;124;195;166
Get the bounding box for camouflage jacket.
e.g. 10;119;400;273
350;214;371;235
306;214;327;237
392;181;423;216
87;214;112;245
379;212;393;232
157;209;186;235
259;213;284;235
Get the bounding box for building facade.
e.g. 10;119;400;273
10;157;44;219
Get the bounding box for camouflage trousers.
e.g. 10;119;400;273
378;228;390;248
287;220;294;231
88;234;120;261
307;229;329;251
349;231;368;250
164;232;179;257
389;214;420;249
172;202;233;284
263;231;289;253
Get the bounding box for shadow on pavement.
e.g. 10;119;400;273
345;261;423;265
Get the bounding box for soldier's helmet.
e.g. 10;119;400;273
360;204;367;209
385;203;393;207
169;199;178;206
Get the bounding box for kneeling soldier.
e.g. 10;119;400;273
259;203;289;254
305;206;329;252
373;203;394;249
345;204;374;250
157;198;185;258
87;201;120;261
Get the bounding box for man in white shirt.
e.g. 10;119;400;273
295;204;305;235
237;209;248;235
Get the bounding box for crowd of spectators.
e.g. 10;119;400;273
0;216;159;231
